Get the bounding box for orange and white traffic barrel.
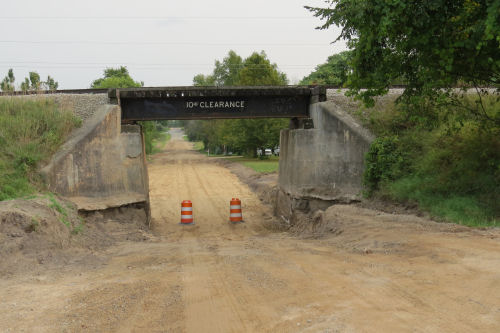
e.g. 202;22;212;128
229;198;243;223
180;200;194;225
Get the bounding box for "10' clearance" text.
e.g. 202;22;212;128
186;101;246;109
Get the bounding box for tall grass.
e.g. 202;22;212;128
0;98;81;200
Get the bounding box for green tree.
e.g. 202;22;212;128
188;51;289;156
306;0;500;114
300;51;352;86
193;51;243;87
0;69;15;92
90;66;164;154
21;71;41;92
238;51;288;86
91;66;143;88
213;50;243;86
44;75;58;90
20;78;29;92
193;74;215;86
2;69;59;92
17;71;59;92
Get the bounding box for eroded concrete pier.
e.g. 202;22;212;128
41;104;150;216
276;99;375;220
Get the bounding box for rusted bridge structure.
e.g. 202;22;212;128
109;86;326;121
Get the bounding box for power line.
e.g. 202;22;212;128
0;65;209;70
0;66;314;72
0;16;313;20
0;62;316;70
0;40;330;47
0;61;314;66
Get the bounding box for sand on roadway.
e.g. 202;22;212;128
0;127;499;332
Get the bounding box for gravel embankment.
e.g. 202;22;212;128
0;93;109;122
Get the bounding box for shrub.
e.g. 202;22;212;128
363;136;409;194
362;95;500;226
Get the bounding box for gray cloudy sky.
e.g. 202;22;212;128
1;0;347;89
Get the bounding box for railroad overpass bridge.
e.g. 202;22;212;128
112;86;325;121
35;86;373;224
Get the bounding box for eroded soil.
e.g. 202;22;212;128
0;128;499;332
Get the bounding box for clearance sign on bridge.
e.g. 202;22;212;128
110;86;326;121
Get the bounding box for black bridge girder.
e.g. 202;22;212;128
110;86;326;121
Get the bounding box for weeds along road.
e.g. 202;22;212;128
1;127;500;332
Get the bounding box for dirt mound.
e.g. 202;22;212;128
0;196;152;278
0;196;81;249
0;196;82;276
222;159;495;250
308;204;495;254
79;204;152;245
222;158;478;246
288;210;342;238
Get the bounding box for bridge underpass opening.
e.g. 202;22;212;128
145;127;279;237
110;86;326;232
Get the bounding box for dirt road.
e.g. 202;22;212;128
1;128;499;332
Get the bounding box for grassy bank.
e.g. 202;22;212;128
235;157;279;173
0;98;81;200
359;94;499;227
193;141;204;151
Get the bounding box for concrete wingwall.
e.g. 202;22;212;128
277;101;374;221
41;104;150;219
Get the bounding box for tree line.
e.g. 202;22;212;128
1;69;59;92
184;50;288;156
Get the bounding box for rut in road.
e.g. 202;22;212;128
0;127;499;332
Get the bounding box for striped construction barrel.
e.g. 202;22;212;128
180;200;194;224
229;198;243;223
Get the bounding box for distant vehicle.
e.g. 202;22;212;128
264;148;272;156
274;147;280;156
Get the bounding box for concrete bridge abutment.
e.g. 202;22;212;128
41;103;151;224
276;101;375;223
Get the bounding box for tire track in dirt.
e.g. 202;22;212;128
181;239;252;332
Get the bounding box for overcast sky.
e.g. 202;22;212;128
1;0;347;89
